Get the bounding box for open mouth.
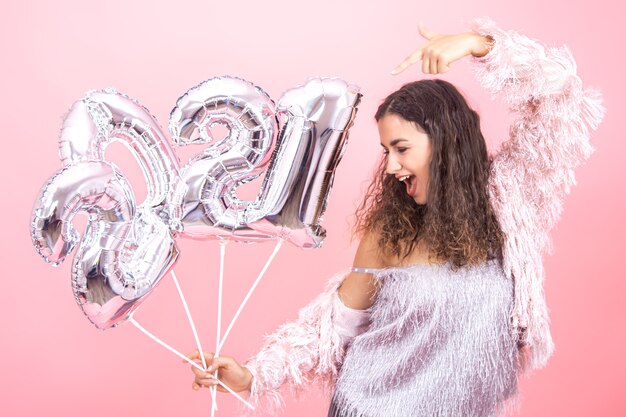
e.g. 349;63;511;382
399;175;417;196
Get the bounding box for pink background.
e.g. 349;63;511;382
2;0;624;416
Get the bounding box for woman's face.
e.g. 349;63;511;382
378;113;432;205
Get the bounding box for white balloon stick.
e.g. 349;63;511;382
217;239;283;354
171;270;207;371
211;241;227;415
129;317;204;372
213;376;255;410
130;316;254;410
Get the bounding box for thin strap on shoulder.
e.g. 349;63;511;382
351;267;382;275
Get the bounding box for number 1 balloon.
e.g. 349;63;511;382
247;78;361;248
31;77;361;329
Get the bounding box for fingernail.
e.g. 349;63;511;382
391;69;397;75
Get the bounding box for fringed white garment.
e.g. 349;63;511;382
244;271;353;414
243;17;605;416
471;17;605;370
331;261;517;417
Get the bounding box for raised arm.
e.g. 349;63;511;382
470;18;604;370
393;18;604;234
471;17;604;234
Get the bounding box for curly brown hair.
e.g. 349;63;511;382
354;79;503;268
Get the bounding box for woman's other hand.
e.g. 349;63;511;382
185;350;253;393
392;24;493;75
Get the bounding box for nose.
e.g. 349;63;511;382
385;153;401;174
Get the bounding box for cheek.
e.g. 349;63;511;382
416;154;431;178
422;149;433;178
416;158;432;195
411;144;432;169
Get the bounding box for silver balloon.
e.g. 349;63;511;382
59;88;181;211
33;89;183;329
169;77;361;248
247;78;361;248
31;77;361;329
168;76;279;240
31;161;135;265
72;208;178;329
31;161;179;328
31;161;179;329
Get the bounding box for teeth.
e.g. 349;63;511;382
399;175;410;182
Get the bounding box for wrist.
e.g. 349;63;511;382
470;34;494;58
242;366;254;392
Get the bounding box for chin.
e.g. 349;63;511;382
413;195;427;205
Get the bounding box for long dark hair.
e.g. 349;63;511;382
355;79;503;268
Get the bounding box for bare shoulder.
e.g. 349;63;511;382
338;230;387;310
353;229;388;268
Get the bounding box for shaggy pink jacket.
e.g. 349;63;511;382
243;17;605;413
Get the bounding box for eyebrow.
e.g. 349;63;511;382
381;138;409;148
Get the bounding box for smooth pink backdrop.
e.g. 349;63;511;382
2;1;624;416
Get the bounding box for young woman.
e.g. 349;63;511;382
185;18;604;417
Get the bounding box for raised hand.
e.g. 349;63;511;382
392;24;493;75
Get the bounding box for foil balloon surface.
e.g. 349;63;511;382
31;77;360;329
31;90;180;329
59;88;181;211
169;77;361;248
168;77;279;241
247;78;361;248
71;206;178;329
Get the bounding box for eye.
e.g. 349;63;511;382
397;147;408;154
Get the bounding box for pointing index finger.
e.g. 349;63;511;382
392;50;423;75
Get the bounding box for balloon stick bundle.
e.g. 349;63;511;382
30;76;361;412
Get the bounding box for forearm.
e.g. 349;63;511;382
471;17;585;104
474;18;604;234
243;271;370;413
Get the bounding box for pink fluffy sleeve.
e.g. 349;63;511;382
242;271;370;414
471;18;605;370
